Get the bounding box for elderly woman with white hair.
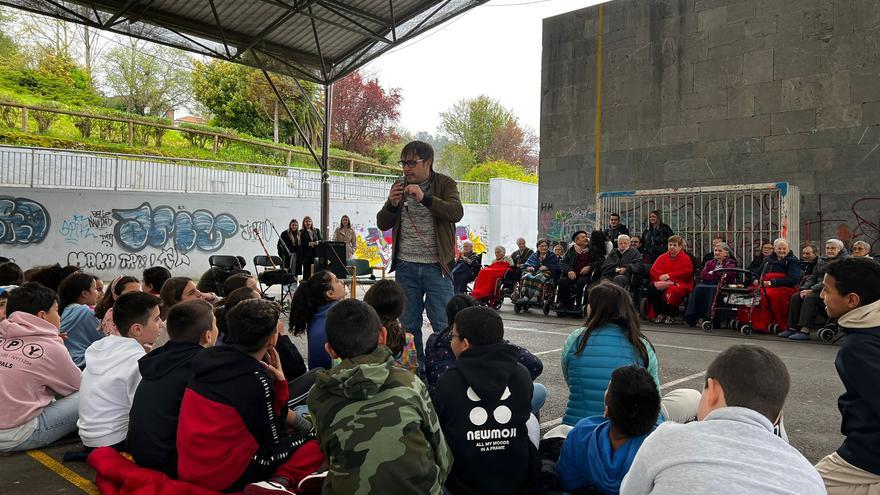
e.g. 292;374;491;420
746;238;803;334
471;245;516;302
685;242;738;327
851;240;873;259
451;240;482;294
782;239;847;341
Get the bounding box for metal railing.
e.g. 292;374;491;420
598;183;800;267
0;146;489;204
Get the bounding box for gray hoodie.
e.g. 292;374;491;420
620;407;826;495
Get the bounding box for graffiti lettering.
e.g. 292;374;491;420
99;233;114;248
240;219;276;242
88;210;113;230
0;197;50;245
112;203;238;253
67;247;191;272
59;215;97;244
67;251;117;270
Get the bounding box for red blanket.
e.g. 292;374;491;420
471;262;512;300
650;252;694;308
88;441;323;495
737;272;796;332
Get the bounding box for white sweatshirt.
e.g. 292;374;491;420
620;407;826;495
77;335;145;448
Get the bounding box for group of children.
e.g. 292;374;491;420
0;255;878;495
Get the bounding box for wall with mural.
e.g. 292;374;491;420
0;189;491;279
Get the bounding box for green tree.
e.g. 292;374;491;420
437;143;475;179
104;38;191;116
439;95;511;163
462;160;537;184
0;8;17;62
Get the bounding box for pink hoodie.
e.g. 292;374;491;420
0;312;82;429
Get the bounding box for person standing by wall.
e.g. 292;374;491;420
299;216;321;278
332;215;357;260
277;219;301;276
377;141;463;368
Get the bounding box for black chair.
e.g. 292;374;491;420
253;255;296;303
208;255;244;297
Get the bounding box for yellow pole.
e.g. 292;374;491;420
594;4;605;230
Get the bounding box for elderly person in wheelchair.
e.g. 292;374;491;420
600;234;645;289
782;239;847;341
451;240;482;294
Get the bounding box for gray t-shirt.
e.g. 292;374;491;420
398;179;439;264
620;407;826;495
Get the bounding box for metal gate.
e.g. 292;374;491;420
598;183;800;267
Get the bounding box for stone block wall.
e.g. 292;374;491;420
540;0;880;250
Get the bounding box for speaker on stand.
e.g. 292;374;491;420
317;241;347;279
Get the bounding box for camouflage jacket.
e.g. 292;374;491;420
308;346;452;495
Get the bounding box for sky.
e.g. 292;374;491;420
365;0;605;137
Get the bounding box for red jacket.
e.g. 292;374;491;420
650;252;695;290
176;346;309;492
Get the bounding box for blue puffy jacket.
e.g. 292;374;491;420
561;324;659;426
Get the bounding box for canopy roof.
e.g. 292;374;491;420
2;0;488;84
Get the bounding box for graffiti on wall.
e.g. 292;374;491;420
804;197;880;253
113;203;239;253
0;197;50;245
67;246;192;271
540;207;597;242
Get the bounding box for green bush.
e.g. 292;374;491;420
462;160;538;183
70;115;94;139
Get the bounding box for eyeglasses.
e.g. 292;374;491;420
398;159;426;169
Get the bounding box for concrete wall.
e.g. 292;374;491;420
540;0;880;251
0;179;538;279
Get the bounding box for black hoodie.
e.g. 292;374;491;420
127;340;204;476
434;343;537;495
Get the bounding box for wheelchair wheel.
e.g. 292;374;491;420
740;324;752;336
768;323;780;334
492;298;503;310
701;319;713;332
818;327;837;343
513;303;522;314
732;320;742;331
639;298;649;320
543;300;551;315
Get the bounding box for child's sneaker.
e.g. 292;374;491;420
297;469;328;495
243;479;295;495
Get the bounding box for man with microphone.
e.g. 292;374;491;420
378;141;463;369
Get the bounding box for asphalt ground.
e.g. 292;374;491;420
0;294;846;494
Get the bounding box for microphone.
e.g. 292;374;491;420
398;175;409;210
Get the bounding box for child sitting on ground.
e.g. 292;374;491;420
176;298;320;494
434;305;538;495
814;258;880;494
0;283;82;453
95;276;142;336
58;272;103;368
127;300;217;477
289;270;345;370
77;292;163;450
620;345;825;494
556;365;661;494
308;299;452;494
142;266;171;297
363;280;418;372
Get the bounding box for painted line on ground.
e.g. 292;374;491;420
535;347;562;356
26;449;99;495
661;371;707;389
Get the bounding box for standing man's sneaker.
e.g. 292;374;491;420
788;332;811;341
777;330;796;338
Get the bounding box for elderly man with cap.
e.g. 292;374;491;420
556;230;596;312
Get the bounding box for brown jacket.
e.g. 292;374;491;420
377;171;464;272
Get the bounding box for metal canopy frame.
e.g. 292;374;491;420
1;0;489;235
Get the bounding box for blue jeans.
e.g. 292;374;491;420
6;392;80;452
532;383;547;415
396;260;454;369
